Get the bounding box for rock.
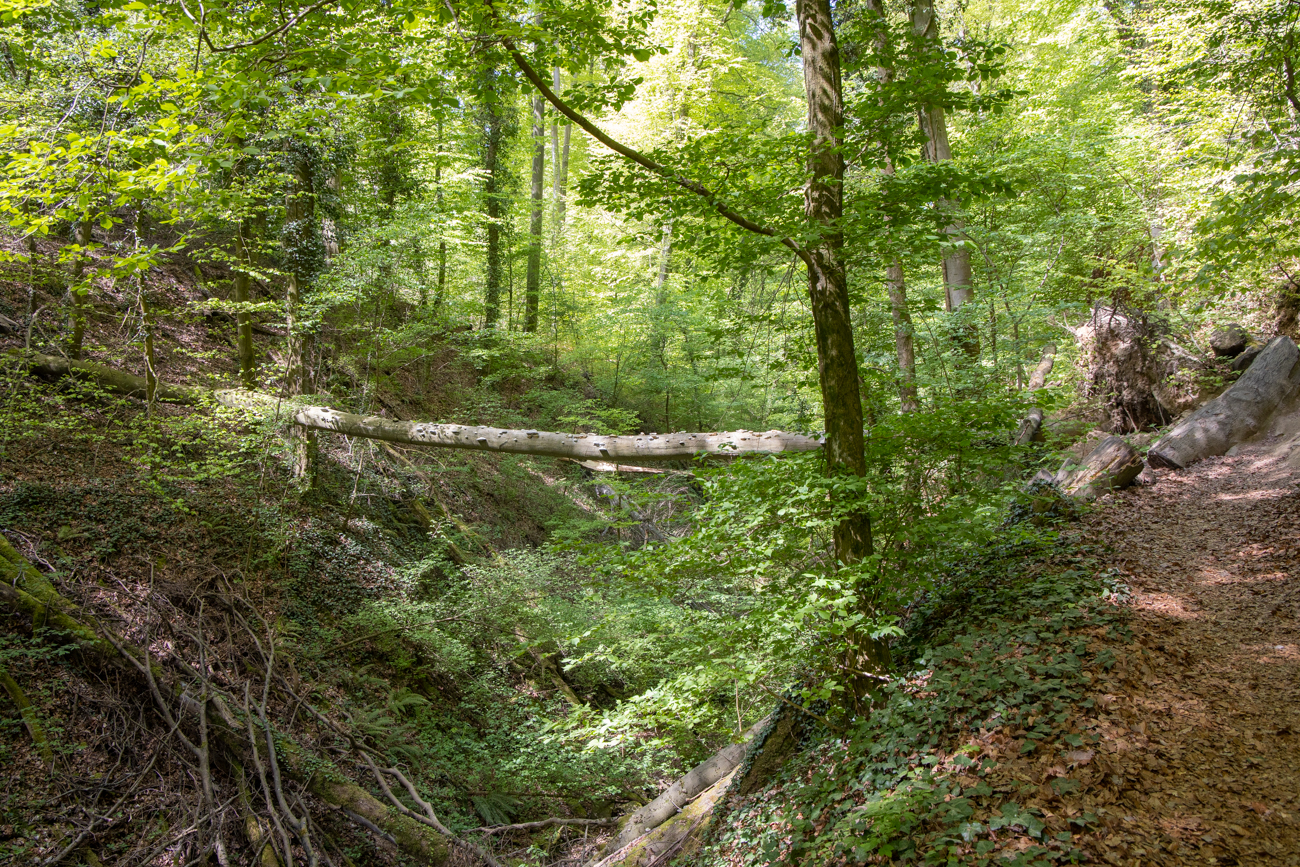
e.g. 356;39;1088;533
1231;343;1264;372
1210;323;1250;357
1134;465;1158;487
1149;336;1300;469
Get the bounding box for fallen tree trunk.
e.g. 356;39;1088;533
1014;408;1045;447
1054;435;1144;499
1148;336;1300;469
595;766;739;867
1027;343;1056;391
0;534;452;865
1013;344;1056;447
6;349;822;463
593;717;768;863
291;406;820;462
5;348;205;404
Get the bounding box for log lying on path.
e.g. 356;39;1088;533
6;349;822;464
0;533;453;865
1148;336;1300;469
1054;435;1144;500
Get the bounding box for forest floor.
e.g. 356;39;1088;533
1072;442;1300;866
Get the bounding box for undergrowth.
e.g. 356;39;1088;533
697;531;1130;867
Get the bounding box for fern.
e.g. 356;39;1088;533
470;792;521;826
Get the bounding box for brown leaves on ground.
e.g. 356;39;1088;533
1062;444;1300;866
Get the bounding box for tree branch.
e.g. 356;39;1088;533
497;28;811;267
180;0;339;53
468;817;618;834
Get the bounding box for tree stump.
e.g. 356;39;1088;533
1148;336;1300;469
1055;436;1144;499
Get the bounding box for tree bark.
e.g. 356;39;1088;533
482;84;505;330
799;0;891;703
6;349;827;462
283;156;314;397
1054;435;1143;500
600;718;768;859
551;67;570;234
233;223;257;388
864;0;918;412
291;406;822;460
525;88;544;332
910;0;976;356
66;219;93;361
1028;342;1057;390
1014;344;1056;445
797;0;871;567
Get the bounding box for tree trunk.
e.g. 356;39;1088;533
6;349;830;462
798;0;871;565
66;219;93;360
1028;342;1057;390
864;0;918;412
430;117;447;311
799;0;891;702
551;67;570;233
525;90;544;332
886;262;918;411
283;155;315;397
600;718;768;860
483;87;505;330
294;405;823;460
1054;435;1144;499
1148;336;1300;468
233;223;257;388
0;536;452;866
1013;344;1056;445
910;0;976;357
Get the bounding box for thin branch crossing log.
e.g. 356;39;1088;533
0;534;452;866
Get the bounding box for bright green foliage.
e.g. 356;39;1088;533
694;535;1130;866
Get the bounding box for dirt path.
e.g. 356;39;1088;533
1078;442;1300;865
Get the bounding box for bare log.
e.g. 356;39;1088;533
291;406;822;462
1148;336;1300;469
1013;344;1055;447
1054;435;1143;499
4;349;204;404
1014;408;1045;447
595;766;738;867
1027;343;1056;390
598;717;768;860
9;349;822;463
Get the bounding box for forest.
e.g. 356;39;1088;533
3;0;1300;864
